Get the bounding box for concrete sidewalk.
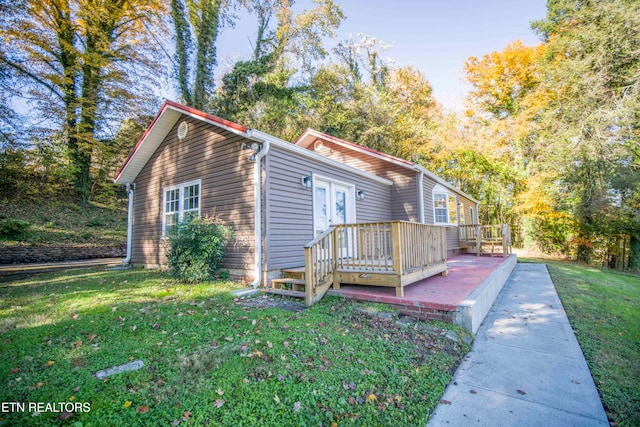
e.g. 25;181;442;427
428;263;609;426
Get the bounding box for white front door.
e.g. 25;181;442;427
313;178;354;236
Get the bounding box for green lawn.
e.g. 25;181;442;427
0;268;470;426
521;257;640;426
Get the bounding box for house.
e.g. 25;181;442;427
114;100;482;302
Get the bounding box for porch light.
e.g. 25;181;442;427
241;141;261;152
357;190;365;200
302;176;312;189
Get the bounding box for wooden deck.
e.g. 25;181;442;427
266;222;513;308
301;221;448;306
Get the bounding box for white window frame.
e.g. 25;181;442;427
470;207;475;224
162;179;201;234
432;185;458;226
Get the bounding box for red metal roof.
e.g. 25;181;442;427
294;128;415;167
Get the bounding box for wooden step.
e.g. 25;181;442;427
282;267;305;281
262;288;305;298
270;278;305;292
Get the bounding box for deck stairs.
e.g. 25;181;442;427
263;267;307;298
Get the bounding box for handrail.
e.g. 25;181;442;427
458;223;512;256
303;226;336;249
304;227;338;306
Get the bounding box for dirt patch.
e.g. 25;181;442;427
238;295;307;313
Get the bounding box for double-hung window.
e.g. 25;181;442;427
163;179;201;234
433;185;457;225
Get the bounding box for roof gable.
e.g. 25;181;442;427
294;128;415;169
114;100;248;184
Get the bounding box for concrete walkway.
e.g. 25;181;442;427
428;263;609;426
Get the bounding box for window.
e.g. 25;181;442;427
469;207;475;224
163;180;201;233
433;186;457;225
434;193;448;223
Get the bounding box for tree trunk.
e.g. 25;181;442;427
630;235;640;271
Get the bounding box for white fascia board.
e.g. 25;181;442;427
248;129;394;187
115;107;181;184
166;104;248;137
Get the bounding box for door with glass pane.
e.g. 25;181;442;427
314;179;354;257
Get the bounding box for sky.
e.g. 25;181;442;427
213;0;549;111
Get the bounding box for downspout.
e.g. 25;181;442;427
417;170;425;223
248;139;270;287
123;182;135;264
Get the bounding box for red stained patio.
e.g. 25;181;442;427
327;254;518;333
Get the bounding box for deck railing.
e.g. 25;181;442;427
459;223;512;256
303;221;447;305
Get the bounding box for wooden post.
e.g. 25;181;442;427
391;222;403;297
476;225;482;256
502;223;509;257
332;226;341;290
304;246;314;306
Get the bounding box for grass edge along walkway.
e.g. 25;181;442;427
520;257;640;426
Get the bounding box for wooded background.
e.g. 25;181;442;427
1;0;638;269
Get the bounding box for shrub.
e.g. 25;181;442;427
0;219;31;239
165;216;234;283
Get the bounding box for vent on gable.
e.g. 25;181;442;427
177;121;189;140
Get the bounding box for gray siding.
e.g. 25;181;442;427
302;140;420;222
391;172;418;222
265;146;392;270
422;174;478;252
131;116;255;272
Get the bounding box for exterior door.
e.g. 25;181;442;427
314;179;353;234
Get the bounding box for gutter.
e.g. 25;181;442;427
246;133;270;288
123;183;135;264
417;171;425;223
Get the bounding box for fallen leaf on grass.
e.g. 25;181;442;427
216;388;224;396
182;411;191;420
293;402;302;412
136;405;149;414
73;340;82;349
11;368;19;373
71;314;79;320
213;399;225;408
123;401;132;408
57;411;74;420
274;395;281;404
44;360;55;367
366;394;377;404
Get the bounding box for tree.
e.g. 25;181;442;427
171;0;224;110
0;0;165;205
307;35;440;160
532;0;640;264
211;0;344;137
